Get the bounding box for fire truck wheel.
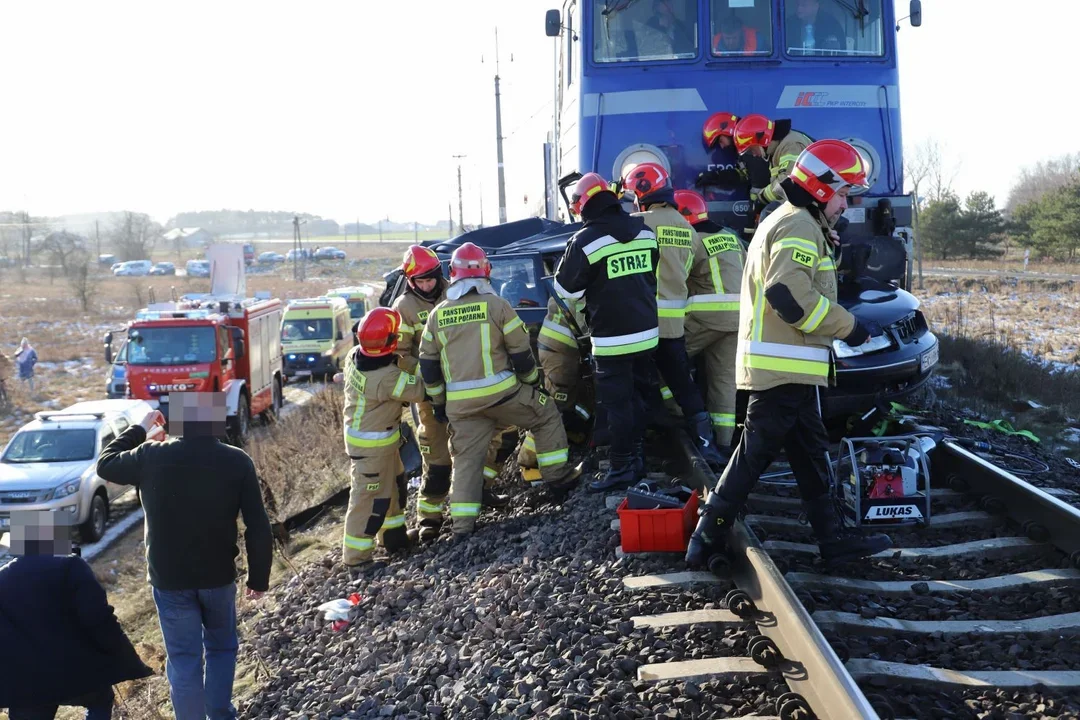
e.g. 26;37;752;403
230;396;250;446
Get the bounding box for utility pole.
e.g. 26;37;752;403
494;28;508;224
414;222;419;243
378;218;383;244
479;181;485;228
452;154;466;231
292;215;305;282
448;203;454;237
95;220;101;258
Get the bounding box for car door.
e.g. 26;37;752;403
487;251;550;330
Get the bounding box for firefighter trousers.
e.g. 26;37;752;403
343;452;408;565
711;384;832;515
447;384;570;533
416;421;505;527
519;351;592;468
686;329;739;447
594;351;654;460
654;336;707;419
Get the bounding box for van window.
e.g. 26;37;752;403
100;431;116;450
112;416;130;434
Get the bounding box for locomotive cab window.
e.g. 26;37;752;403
784;0;884;57
711;0;774;57
592;0;698;63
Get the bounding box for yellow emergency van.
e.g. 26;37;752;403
280;296;352;380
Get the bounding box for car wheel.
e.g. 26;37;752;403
80;492;109;543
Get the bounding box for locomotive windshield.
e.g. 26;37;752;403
593;0;698;62
782;0;884;57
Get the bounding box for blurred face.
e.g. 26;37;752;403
10;510;72;556
796;0;819;22
717;135;733;149
414;277;437;294
719;28;743;51
825;186;850;224
170;391;228;438
745;145;766;159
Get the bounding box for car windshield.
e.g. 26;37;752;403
127;326;217;365
784;0;884;57
282;318;333;341
711;0;773;56
2;429;97;463
593;0;698;62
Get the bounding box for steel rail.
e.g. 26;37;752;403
676;432;880;720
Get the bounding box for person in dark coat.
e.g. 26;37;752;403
0;511;152;719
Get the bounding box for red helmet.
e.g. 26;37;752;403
673;189;709;227
733;114;775;154
401;245;441;280
620;162;670;204
702;112;740;149
569;172;614;217
790;139;870;203
356;307;401;358
449;242;491;281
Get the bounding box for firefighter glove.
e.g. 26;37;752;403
842;320;870;348
433;404;448;424
696;168;742;189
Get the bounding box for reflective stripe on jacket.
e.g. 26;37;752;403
418;290;535;414
686;226;746;334
537;296;586;356
635;205;694;339
763;130;813;204
736;202;856;391
342;347;425;457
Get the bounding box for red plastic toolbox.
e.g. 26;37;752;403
617;490;699;553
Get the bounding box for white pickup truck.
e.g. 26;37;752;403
0;400;155;542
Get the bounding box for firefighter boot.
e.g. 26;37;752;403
588;452;639;492
418;519;441;544
688;412;729;471
805;495;893;565
685;492;742;569
482;487;511;508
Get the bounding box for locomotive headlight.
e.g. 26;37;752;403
841;138;881;196
612;144;671;190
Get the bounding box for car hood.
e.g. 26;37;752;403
0;461;89;491
838;280;921;326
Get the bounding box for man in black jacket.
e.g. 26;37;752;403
0;511;152;719
97;391;272;720
554;173;660;491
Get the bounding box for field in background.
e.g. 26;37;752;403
918;276;1080;448
0;244;401;448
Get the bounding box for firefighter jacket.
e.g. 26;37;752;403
634;204;695;339
554;203;659;358
418;287;539;416
342;347;426;458
763;129;813;204
736;202;855;392
686;222;746;334
392;283;446;373
537;296;586;356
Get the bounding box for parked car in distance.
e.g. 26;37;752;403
98;254;116;266
0;400;160;542
243;243;256;266
149;262;176;276
185;259;211;278
314;247;346;261
113;260;153;277
105;338;128;399
258;251;285;265
286;249;304;261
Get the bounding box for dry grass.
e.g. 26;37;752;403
0;249;398;448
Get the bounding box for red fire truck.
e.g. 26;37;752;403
105;293;284;444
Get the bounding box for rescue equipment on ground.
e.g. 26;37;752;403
617;482;699;553
836;435;935;528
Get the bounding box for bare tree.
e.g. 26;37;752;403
109;211;162;261
905;139;959;289
1004;153;1080;215
66;249;99;312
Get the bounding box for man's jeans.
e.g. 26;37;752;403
153;583;239;720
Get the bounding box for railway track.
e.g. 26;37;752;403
613;433;1080;719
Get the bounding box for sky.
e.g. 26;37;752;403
1;0;1078;227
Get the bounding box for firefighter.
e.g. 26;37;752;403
694;111;742;194
675;189;745;448
393;245;509;543
685;140;893;567
553;173;659;490
419;243;581;535
620;162;727;470
734;114;814;207
339;308;424;566
518;295;593;471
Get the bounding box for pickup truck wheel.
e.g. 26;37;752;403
80;492;108;543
